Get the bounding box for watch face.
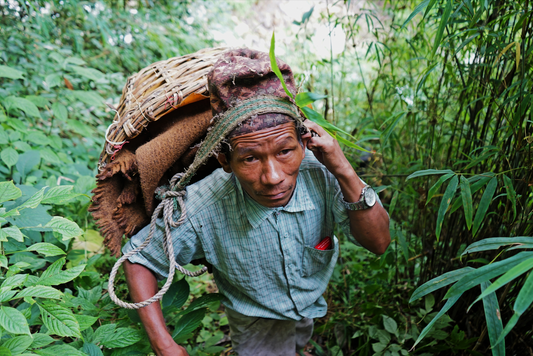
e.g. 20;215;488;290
364;188;377;207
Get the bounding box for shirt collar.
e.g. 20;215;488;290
233;173;316;229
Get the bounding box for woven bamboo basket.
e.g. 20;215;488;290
98;47;229;170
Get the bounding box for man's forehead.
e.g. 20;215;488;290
230;122;298;150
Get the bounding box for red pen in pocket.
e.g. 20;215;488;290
315;236;332;250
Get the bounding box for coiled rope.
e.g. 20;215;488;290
107;173;208;309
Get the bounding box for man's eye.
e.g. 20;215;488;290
279;149;291;155
244;156;256;162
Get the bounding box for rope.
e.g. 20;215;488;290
107;173;208;309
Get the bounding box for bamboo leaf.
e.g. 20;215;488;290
444;251;533;300
410;293;463;350
396;229;409;263
494;42;516;67
502;174;517;221
462;237;533;255
295;92;327;107
460;176;473;230
436;175;458;241
389;191;399;216
300;107;351;136
269;32;293;99
409;267;474;302
480;281;505;356
406;169;455;180
401;0;430;29
431;0;453;58
516;41;520;70
426;173;454;205
495;271;533;346
470;258;533;308
472;177;498;236
381;111;406;148
336;134;369;152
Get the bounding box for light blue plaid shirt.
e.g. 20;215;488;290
123;152;363;321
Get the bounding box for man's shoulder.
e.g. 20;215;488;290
184;168;235;212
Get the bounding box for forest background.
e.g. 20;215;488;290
0;0;532;355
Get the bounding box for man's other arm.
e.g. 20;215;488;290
303;120;391;255
123;261;189;356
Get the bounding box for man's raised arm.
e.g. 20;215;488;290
123;261;189;356
303;120;391;255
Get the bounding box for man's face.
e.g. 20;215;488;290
217;122;307;208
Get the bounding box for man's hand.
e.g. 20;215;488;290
302;120;360;183
302;119;391;255
153;340;189;356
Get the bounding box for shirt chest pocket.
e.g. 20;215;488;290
301;240;337;277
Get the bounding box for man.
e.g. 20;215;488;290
122;49;390;356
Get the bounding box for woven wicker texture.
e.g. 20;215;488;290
99;47;229;171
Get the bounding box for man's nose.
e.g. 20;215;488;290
261;159;283;186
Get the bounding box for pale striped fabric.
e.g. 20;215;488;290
123;152;365;321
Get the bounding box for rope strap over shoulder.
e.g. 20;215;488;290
107;96;304;310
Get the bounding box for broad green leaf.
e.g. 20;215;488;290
65;57;86;66
381;111;406;148
37;262;85;286
411;293;463;350
460;176;473;230
45;216;83;239
26;242;66;257
0;181;22;203
70;90;105;108
172;308;207;339
181;293;224;315
436;175;458;241
99;328;143;348
382;315;398;334
34;345;87;356
82;342;104;356
502;174;517;221
4;96;41;118
15;285;63;299
472;177;498;236
1;335;32;355
396;229;409;263
406;169;455;180
162;278;189;310
69;65;104;81
295;92;327;107
431;0;453;58
51;102;68;121
0;288;17;302
93;324;117;344
29;333;55;348
0;346;11;356
480;282;505;356
445;252;533;300
75;314;99;331
1;148;19;168
3;226;23;242
470;258;533;307
269;32;293;99
410;267;474;302
26;131;51;145
24;96;48;108
17;187;46;210
16;150;41;180
40;148;62;165
37;300;81;338
0;306;31;335
0;255;8;268
41;185;82;205
426;173;454;204
462;237;533;255
495;271;533;346
45;73;62;88
0;65;24;79
401;0;430;29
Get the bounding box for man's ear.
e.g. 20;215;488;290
301;134;311;153
217;153;233;173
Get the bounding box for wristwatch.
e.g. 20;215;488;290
342;185;377;211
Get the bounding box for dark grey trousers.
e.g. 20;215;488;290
226;308;314;356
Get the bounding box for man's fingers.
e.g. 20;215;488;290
303;119;327;137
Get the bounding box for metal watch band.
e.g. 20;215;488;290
342;185;376;211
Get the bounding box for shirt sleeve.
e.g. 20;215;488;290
330;176;385;248
122;212;204;281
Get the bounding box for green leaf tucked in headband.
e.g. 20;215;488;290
269;33;294;100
